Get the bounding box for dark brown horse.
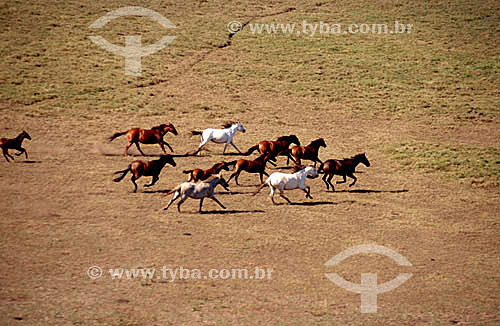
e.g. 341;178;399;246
183;161;231;182
319;153;370;191
227;153;276;185
0;130;31;162
287;138;326;167
244;135;300;165
113;154;177;192
109;123;178;156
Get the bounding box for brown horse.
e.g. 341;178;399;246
109;123;178;156
113;154;177;192
319;153;371;191
227;153;276;185
287;138;326;167
244;135;300;165
183;161;231;182
1;130;31;162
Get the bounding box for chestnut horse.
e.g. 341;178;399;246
109;123;178;156
287;138;326;167
319;153;371;191
113;154;177;192
244;135;300;165
227;153;276;185
183;161;231;182
1;130;31;162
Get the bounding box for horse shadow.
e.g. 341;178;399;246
330;189;409;194
17;160;42;164
200;209;266;214
290;200;337;206
215;190;255;195
142;189;172;194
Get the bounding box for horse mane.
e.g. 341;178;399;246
309;138;324;146
151;124;166;130
276;135;290;141
222;121;237;128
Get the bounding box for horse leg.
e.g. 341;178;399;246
337;175;347;184
2;148;13;162
124;142;133;156
210;196;226;209
303;186;313;199
228;170;241;185
327;174;336;191
164;191;180;211
223;143;229;154
314;157;323;168
230;142;242;154
177;195;188;212
322;174;330;190
144;175;159;187
159;141;167;154
131;175;138;193
348;173;357;187
199;198;204;213
279;190;293;204
163;141;174;152
195;138;209;155
135;142;146;156
23;148;28;159
269;186;277;205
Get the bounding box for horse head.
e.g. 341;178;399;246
22;130;31;141
215;173;230;191
316;138;327;148
288;135;300;146
357;153;370;167
160;154;177;167
235;122;246;133
221;161;232;171
166;123;178;135
304;166;319;179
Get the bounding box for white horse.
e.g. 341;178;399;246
191;122;246;155
253;166;318;205
164;175;230;213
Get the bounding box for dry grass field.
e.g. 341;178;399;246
0;0;499;325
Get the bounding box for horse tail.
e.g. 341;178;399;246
253;179;268;196
113;165;131;182
166;185;181;196
191;130;203;136
243;144;259;156
109;130;128;142
182;169;193;174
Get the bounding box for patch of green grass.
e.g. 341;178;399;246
384;142;500;186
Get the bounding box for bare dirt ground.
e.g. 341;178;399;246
1;1;499;325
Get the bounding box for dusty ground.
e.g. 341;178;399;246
0;0;499;325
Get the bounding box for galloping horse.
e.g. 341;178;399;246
253;166;319;205
227;153;276;185
109;123;178;156
244;135;300;165
319;153;371;191
113;154;177;192
191;122;246;155
287;138;326;167
164;175;230;213
183;161;231;182
0;130;31;162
